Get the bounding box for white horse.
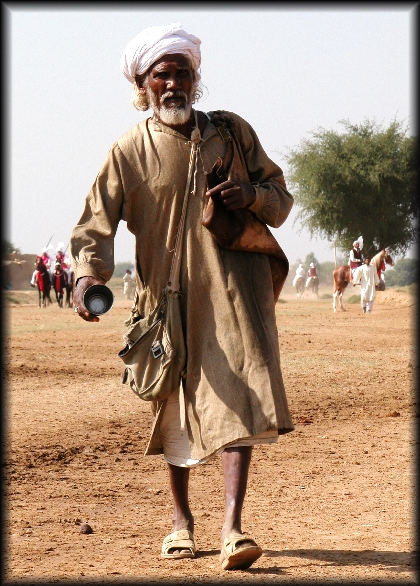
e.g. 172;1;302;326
294;276;305;298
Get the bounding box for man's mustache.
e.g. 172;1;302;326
161;90;188;104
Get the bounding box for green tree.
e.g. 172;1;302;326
2;240;20;256
384;258;417;287
288;254;338;286
318;261;336;286
303;252;318;267
287;119;417;256
113;261;135;278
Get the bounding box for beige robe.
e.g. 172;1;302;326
353;263;380;302
70;110;295;460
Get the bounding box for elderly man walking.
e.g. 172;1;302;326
70;23;294;571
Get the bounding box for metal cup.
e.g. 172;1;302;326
83;284;114;316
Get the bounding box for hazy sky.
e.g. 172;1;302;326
6;3;416;266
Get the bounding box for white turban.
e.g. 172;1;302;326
121;22;201;84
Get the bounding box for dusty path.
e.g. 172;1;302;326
3;286;416;583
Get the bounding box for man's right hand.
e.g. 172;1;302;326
73;276;105;322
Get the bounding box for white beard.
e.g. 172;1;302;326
146;86;192;125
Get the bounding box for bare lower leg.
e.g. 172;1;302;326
166;464;194;555
221;446;252;543
167;463;194;533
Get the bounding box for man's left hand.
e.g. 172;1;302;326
205;180;256;210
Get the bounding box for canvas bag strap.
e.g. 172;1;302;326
166;111;201;432
167;110;200;294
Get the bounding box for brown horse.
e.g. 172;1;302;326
332;249;393;312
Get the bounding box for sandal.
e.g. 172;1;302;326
220;532;263;570
161;529;196;559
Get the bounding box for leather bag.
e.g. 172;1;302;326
202;111;289;302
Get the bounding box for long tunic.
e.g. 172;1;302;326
70;110;295;460
353;263;380;302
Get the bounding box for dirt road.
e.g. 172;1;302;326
4;286;416;583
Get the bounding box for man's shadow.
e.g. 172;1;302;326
196;548;414;577
252;548;414;575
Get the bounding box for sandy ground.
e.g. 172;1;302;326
3;284;417;584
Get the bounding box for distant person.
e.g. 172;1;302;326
292;263;305;287
70;22;294;571
349;240;363;278
40;249;51;270
56;249;69;270
352;257;380;313
52;261;68;308
122;269;135;299
30;256;42;287
305;262;317;288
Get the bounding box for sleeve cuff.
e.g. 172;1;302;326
72;263;103;282
248;185;264;215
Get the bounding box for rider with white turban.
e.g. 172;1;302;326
305;262;318;288
349;238;364;278
292;263;305;287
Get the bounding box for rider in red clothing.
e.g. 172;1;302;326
56;249;69;270
305;262;317;287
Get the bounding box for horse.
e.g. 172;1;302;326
306;275;319;299
52;264;68;308
332;249;393;312
294;276;305;298
33;258;52;308
370;249;394;291
64;268;75;308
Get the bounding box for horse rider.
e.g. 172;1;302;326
52;261;68;308
41;249;51;270
349;240;363;280
30;255;43;287
56;249;69;270
305;262;317;288
292;263;305;288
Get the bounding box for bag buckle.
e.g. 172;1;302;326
151;341;165;359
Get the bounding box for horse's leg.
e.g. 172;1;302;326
339;291;346;311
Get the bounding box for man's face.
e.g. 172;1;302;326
141;53;194;127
